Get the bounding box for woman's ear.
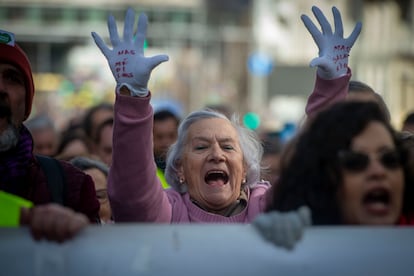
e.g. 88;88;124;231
242;166;247;184
176;160;185;181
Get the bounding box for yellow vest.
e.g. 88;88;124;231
156;168;170;189
0;191;33;227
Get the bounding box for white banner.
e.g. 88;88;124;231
0;224;413;276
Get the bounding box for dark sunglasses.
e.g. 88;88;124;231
338;149;402;172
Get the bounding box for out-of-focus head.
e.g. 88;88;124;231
0;30;35;152
153;109;180;160
271;101;407;225
338;120;404;225
82;102;113;142
70;156;112;223
55;129;92;161
260;131;283;184
93;117;113;166
347;80;391;121
25;114;58;156
165;108;262;212
0;30;34;121
402;112;414;133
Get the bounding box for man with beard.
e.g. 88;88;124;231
0;30;99;242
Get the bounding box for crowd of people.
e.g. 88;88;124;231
1;4;414;250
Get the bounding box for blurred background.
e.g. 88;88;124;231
2;0;414;133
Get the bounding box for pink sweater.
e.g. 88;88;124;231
108;72;350;223
305;70;351;115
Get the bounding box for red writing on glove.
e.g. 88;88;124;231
334;44;351;52
117;49;136;55
115;58;133;78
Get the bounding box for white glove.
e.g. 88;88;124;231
301;6;362;79
252;206;311;250
92;8;169;97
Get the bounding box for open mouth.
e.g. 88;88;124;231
205;170;229;187
362;188;391;214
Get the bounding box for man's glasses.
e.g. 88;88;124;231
338;149;402;172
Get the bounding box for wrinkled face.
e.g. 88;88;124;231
338;121;404;225
84;168;112;223
178;118;246;212
0;63;26;152
153;118;178;159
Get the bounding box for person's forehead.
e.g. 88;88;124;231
153;118;178;130
351;121;394;150
92;109;113;124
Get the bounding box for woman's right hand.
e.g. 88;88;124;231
301;6;362;80
92;8;169;97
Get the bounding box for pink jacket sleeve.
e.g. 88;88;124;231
108;93;172;222
305;69;352;116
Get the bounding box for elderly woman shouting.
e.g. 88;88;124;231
164;109;265;221
91;7;359;225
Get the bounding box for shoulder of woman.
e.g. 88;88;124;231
255;180;272;188
249;181;271;195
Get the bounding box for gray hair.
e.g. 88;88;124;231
165;108;263;193
70;156;109;176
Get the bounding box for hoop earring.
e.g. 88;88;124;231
179;178;185;184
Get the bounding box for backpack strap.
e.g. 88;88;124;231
35;155;66;206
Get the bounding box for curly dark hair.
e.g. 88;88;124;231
267;101;412;225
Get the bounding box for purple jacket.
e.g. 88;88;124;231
28;158;100;222
108;72;350;223
0;156;100;223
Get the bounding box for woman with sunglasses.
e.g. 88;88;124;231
266;100;414;225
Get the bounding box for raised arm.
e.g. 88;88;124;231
92;8;168;97
92;8;172;222
303;6;362;116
